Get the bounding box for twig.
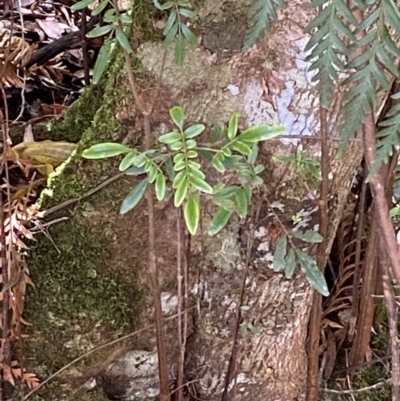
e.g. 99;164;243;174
176;211;184;401
0;87;13;401
23;308;193;401
221;203;261;401
40;172;126;218
322;379;391;394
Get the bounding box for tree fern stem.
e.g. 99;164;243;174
363;111;400;286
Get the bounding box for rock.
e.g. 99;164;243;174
100;350;162;401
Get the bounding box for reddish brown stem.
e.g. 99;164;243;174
306;106;330;401
363;112;400;286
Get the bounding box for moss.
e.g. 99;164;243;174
354;365;391;401
22;3;159;397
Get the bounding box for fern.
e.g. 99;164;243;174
305;0;359;108
339;1;400;151
367;93;400;181
243;0;287;51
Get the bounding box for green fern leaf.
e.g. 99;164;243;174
305;0;358;107
340;10;400;152
243;0;287;51
366;100;400;181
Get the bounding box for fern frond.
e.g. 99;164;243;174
305;0;359;108
366;98;400;181
340;4;400;151
243;0;287;51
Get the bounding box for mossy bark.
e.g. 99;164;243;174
23;6;156;399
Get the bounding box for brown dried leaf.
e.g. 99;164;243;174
3;363;15;386
23;372;40;388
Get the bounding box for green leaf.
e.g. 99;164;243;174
174;159;186;171
174;176;189;206
91;0;108;16
170;106;185;129
212;155;226;173
235;187;248;217
185;139;197;148
153;0;162;9
163;11;177;35
120;178;149;214
296;249;329;296
243;184;252;203
162;21;178;48
181;23;197;46
248;145;259;164
390;207;400;218
119;13;132;24
159;131;181;144
209;208;232;236
161;0;174;9
254;164;264;174
239;124;284;142
188;167;205;180
155;173;166;201
119;151;137;171
222;147;232;157
148;165;158;183
82;142;130;159
175;31;186;65
190;176;213;194
291;230;323;243
93;38;112;84
165;157;175;181
188;160;201;170
71;0;96;11
231;140;251;155
133;154;146;167
103;12;116;23
243;0;287;51
125;166;146;176
173;170;186;188
184;194;200;235
273;234;287;272
144;160;152;173
227;113;239;140
179;8;196;18
211;123;224;143
184;124;205;138
246;322;260;335
87;24;113;38
187;150;198;158
169;141;184;151
284;248;296;279
115;28;132;54
214;185;240;198
273;154;294;163
174;153;185;163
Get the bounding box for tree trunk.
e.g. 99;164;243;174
135;2;367;400
25;1;395;400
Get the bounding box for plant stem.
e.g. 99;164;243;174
113;3;170;400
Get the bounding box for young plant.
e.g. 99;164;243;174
82;106;284;236
72;0;133;84
273;146;322;181
153;0;198;65
273;229;328;296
